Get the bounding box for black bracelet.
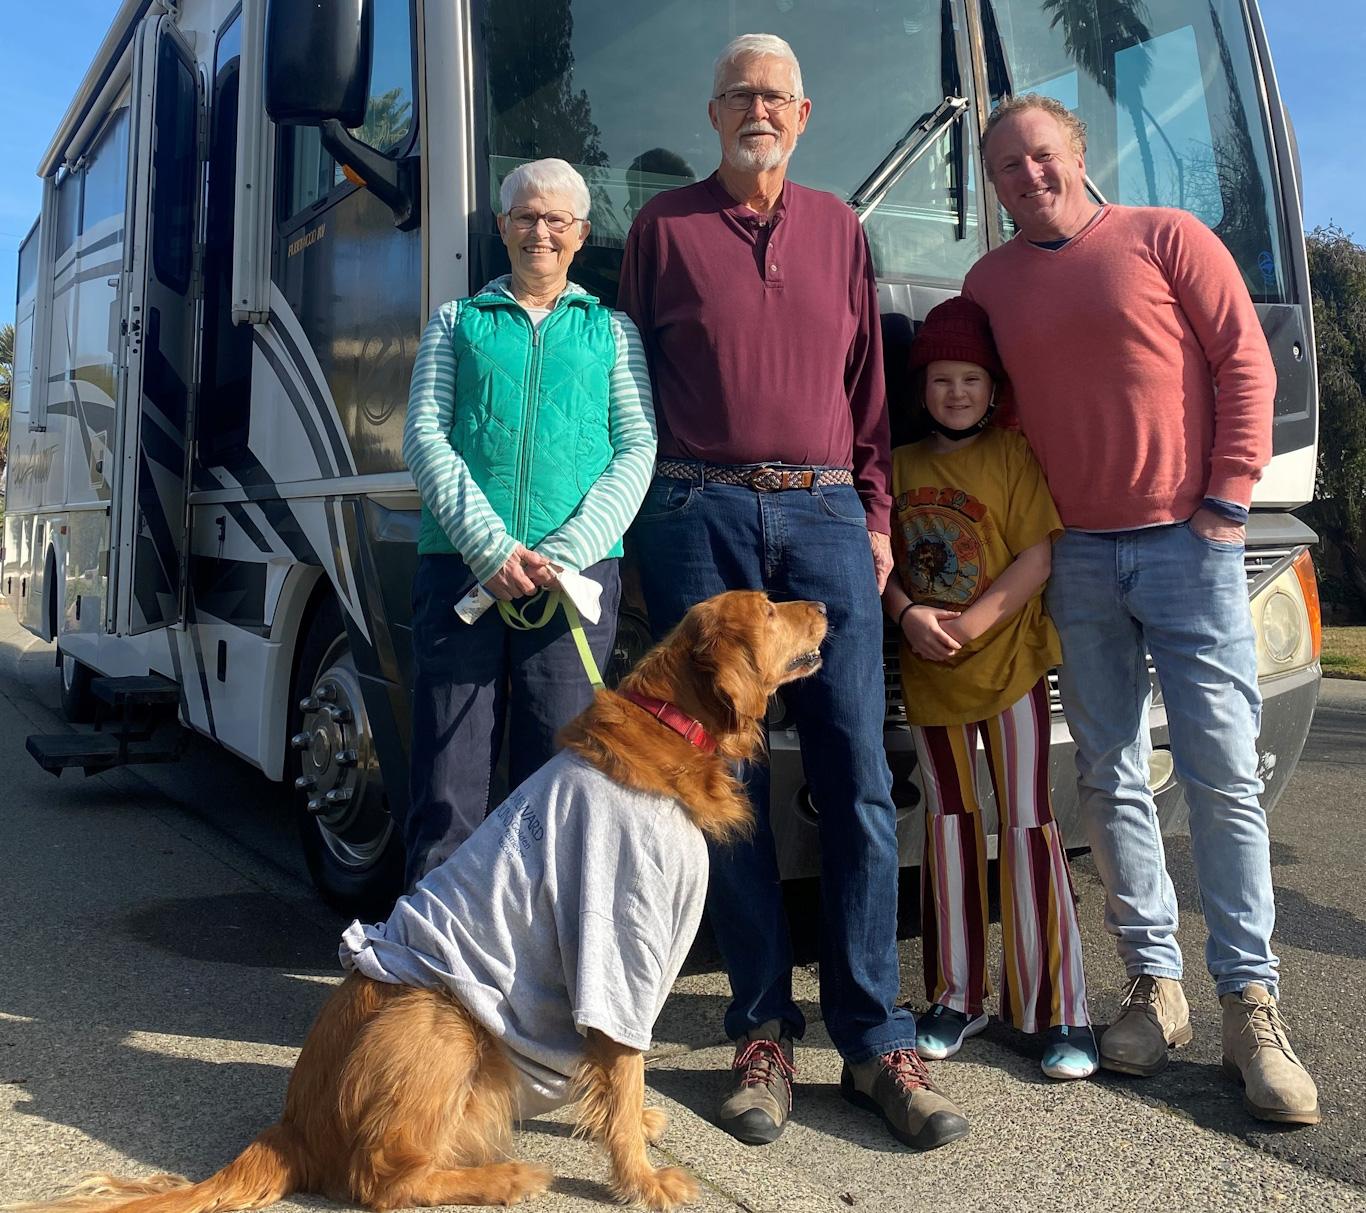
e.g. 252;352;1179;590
896;602;914;631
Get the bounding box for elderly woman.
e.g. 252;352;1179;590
401;158;656;886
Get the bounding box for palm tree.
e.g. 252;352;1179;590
356;87;413;154
0;322;13;402
1039;0;1158;203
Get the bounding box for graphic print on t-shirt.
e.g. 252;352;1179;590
494;791;545;862
895;486;992;608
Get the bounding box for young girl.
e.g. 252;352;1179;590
883;297;1096;1080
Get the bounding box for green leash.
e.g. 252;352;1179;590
497;591;605;690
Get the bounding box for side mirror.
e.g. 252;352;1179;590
264;0;372;127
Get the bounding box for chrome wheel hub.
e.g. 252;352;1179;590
291;648;391;869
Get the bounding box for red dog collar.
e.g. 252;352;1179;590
619;689;718;753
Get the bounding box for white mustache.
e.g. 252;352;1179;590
738;122;779;137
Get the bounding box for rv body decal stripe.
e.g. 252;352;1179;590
250;330;337;478
65;383;97;477
52;259;123;300
347;498;400;684
327;498;352;607
191;556;269;634
268;315;356;477
206;456;324;567
72;228;125;261
184;596;217;740
164;619;195;735
223;501;273;554
187;470;417;505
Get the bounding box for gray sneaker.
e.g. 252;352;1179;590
716;1020;795;1145
841;1049;970;1150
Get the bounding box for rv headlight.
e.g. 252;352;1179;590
1252;551;1318;678
1261;590;1302;665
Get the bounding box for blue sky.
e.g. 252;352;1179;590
0;0;1360;328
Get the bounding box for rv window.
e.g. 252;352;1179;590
17;227;39;300
279;0;416;219
199;13;254;466
81;108;130;236
53;173;81;258
150;37;198;295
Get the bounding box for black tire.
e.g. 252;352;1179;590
289;598;404;917
57;646;97;723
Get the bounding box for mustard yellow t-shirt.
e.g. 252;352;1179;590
891;427;1063;726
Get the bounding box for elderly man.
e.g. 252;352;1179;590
618;34;967;1152
964;94;1319;1124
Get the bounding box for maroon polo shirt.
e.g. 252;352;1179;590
618;172;891;533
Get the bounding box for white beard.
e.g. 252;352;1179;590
724;126;793;173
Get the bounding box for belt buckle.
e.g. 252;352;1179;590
747;466;783;492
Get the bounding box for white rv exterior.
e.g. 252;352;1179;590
4;0;1324;909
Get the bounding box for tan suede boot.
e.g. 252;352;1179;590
1221;983;1320;1125
716;1020;795;1144
1099;975;1192;1076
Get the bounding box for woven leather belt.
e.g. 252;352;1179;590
655;461;855;492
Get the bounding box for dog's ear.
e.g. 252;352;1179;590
690;604;770;725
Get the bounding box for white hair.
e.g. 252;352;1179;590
499;158;591;218
711;33;803;100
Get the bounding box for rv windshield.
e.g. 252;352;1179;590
478;0;984;283
980;0;1288;302
476;0;1284;297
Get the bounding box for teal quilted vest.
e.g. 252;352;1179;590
418;282;620;559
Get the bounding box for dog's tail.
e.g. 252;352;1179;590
3;1124;304;1213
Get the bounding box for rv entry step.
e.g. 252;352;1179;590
90;674;181;708
26;732;184;776
26;674;185;777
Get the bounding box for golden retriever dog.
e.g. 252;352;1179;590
10;591;827;1213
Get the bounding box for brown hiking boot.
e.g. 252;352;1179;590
716;1020;796;1145
1099;975;1193;1076
1221;983;1320;1125
840;1049;970;1151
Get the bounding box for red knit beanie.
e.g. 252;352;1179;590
908;296;1004;380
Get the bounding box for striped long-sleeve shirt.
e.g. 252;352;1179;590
402;278;656;584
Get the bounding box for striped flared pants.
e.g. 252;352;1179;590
910;678;1090;1032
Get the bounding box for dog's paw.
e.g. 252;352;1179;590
621;1166;698;1210
492;1162;553;1205
641;1106;669;1144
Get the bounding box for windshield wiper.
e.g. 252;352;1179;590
850;95;970;222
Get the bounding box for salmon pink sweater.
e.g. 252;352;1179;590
962;206;1274;530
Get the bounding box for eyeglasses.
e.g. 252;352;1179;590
714;89;798;112
504;207;585;233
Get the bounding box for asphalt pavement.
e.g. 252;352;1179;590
1;603;1364;1212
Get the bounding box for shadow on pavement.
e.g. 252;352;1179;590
5;1037;295;1184
123;892;345;972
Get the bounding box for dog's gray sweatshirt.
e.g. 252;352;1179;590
340;750;709;1115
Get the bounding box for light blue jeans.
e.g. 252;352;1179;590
1045;523;1278;998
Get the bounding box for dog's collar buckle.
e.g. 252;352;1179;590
619;689;719;753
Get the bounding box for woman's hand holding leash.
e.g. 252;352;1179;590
485;545;558;601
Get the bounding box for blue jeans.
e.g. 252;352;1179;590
633;471;916;1062
403;553;621;888
1045;523;1278;997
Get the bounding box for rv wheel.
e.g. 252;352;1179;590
290;601;404;916
58;647;97;723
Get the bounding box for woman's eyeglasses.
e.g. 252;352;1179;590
505;208;585;233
